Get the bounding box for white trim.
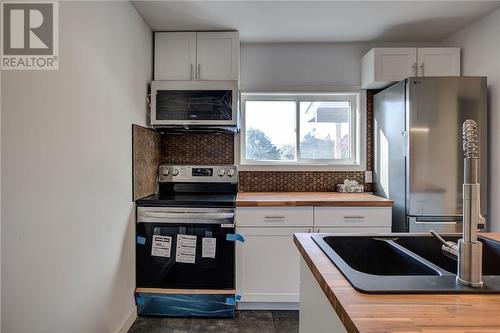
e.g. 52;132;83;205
115;307;137;333
236;90;367;172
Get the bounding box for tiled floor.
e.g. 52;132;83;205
128;310;299;333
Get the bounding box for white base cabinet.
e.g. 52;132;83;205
314;206;392;232
236;227;307;305
235;205;392;309
236;207;313;309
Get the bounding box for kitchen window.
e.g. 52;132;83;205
239;92;363;170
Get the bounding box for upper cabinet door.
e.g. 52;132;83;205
196;32;239;80
374;48;417;82
417;48;460;77
362;48;417;89
155;32;196;80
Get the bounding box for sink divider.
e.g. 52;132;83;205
383;240;455;277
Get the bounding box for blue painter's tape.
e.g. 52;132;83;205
235;295;241;302
136;295;144;306
235;233;245;243
226;233;245;243
225;297;235;306
137;236;146;245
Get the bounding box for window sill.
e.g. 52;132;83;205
237;164;366;172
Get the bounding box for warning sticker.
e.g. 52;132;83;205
175;234;197;264
202;237;216;258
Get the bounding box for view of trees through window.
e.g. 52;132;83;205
244;98;352;163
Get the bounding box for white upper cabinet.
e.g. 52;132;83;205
154;31;239;81
196;32;239;80
155;32;196;80
417;48;461;77
361;47;461;89
362;48;417;89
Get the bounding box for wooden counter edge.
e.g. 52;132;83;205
236;200;393;207
236;192;394;207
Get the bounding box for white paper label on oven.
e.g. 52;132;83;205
151;235;172;258
202;237;216;258
175;234;197;264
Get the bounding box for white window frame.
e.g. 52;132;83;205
236;91;366;171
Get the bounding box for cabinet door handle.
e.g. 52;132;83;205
412;62;418;76
420;63;424;76
264;216;285;222
197;63;201;79
190;64;194;80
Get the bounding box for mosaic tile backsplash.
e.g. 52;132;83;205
239;171;365;192
156;91;378;192
133;125;160;200
160;132;234;165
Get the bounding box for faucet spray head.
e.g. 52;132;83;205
463;119;479;159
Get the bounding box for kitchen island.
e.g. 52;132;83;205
294;232;500;333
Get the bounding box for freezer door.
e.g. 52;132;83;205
406;77;487;217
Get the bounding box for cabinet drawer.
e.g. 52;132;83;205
236;207;313;227
314;207;391;227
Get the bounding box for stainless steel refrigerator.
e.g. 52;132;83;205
373;77;487;232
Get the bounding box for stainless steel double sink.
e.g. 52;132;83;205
312;234;500;293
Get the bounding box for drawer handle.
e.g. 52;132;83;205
344;216;365;220
264;216;285;221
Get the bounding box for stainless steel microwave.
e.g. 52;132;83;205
150;80;239;127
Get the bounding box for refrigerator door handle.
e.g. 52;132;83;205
409;216;464;233
402;131;409;157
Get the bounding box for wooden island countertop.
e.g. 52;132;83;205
294;232;500;333
236;192;393;207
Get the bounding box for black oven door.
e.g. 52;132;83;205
136;207;235;290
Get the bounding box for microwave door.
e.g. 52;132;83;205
151;80;238;126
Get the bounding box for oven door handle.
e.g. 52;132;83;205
138;211;235;223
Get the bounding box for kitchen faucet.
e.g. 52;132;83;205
431;119;486;287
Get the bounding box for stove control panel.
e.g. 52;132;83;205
159;165;238;183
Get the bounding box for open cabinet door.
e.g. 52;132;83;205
132;124;160;201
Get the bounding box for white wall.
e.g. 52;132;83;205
240;42;436;91
443;8;500;231
1;2;152;333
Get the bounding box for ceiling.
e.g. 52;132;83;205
131;1;500;43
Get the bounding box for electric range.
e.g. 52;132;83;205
135;165;239;317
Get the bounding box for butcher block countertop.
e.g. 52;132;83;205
294;232;500;333
236;192;393;207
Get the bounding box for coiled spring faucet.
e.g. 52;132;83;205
431;119;485;287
